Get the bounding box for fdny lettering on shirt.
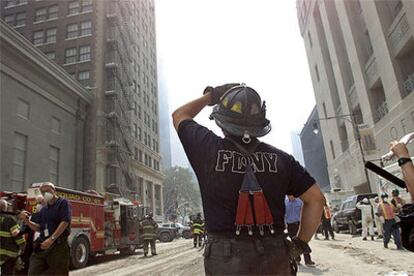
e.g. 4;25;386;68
215;150;278;173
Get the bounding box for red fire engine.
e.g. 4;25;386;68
2;184;149;269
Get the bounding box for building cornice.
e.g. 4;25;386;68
0;20;93;104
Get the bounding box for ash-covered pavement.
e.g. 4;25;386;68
70;234;413;276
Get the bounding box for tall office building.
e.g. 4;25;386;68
290;131;305;166
297;0;414;194
1;0;164;218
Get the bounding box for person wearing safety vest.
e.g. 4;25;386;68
140;212;158;257
321;203;334;240
376;194;403;249
191;213;205;248
173;84;325;275
0;199;26;275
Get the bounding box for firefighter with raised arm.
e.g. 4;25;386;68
0;199;26;275
140;212;158;257
172;83;325;275
191;213;205;248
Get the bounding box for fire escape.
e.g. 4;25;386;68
105;0;135;197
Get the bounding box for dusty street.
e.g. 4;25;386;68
70;234;414;276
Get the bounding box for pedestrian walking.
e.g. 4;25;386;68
18;182;71;275
285;196;315;266
172;83;325;275
140;212;158;257
191;213;204;248
356;198;375;241
1;199;26;275
376;194;403;250
321;203;334;240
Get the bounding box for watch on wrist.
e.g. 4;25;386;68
398;157;412;167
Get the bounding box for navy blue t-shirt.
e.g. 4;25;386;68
32;197;71;240
178;119;315;232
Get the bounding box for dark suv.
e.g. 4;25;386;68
332;193;378;235
156;224;179;242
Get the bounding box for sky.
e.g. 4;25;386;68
155;0;316;167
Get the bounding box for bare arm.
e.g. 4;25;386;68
401;162;414;200
20;214;41;232
390;141;414;200
51;221;69;239
298;184;325;242
172;94;211;131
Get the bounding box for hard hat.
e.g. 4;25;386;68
381;193;389;199
209;85;271;138
362;198;369;204
392;189;399;196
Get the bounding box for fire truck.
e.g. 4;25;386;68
2;184;149;269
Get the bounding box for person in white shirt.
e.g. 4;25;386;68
356;198;375;240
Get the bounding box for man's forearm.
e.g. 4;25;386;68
25;220;41;232
297;201;324;242
52;221;69;239
401;162;414;200
172;94;211;130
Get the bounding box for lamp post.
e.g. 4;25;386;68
312;113;372;193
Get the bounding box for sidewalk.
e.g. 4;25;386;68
298;234;414;275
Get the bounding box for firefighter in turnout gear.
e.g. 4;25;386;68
173;84;325;275
140;212;158;257
191;213;205;248
0;199;26;275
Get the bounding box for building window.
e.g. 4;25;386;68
4;15;14;25
45;51;55;60
81;0;92;12
16;99;30;119
45;28;57;43
79;45;91;61
12;132;27;189
134;147;138;160
138;150;143;162
15;12;25;26
330;140;336;159
80;21;91;36
5;0;17;7
308;31;313;48
51;117;61;134
315;65;320;82
65;47;77;64
78;71;90;86
48;5;58;19
35;7;47;22
33;30;44;45
68;1;80;15
66;23;78;38
49;146;59;184
133;123;138;138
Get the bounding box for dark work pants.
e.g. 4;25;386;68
287;222;312;263
383;219;402;248
322;219;334;240
28;240;69;276
193;234;202;247
1;257;17;276
204;234;293;275
143;239;156;255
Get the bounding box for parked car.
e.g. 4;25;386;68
160;222;192;239
157;224;179;242
332;193;378;235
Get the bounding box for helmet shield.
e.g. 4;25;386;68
210;85;271;137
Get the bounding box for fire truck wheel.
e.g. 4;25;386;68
71;236;90;269
120;245;136;255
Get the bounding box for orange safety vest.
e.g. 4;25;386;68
379;203;394;220
323;206;332;219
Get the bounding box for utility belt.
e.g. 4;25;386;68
208;226;285;240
